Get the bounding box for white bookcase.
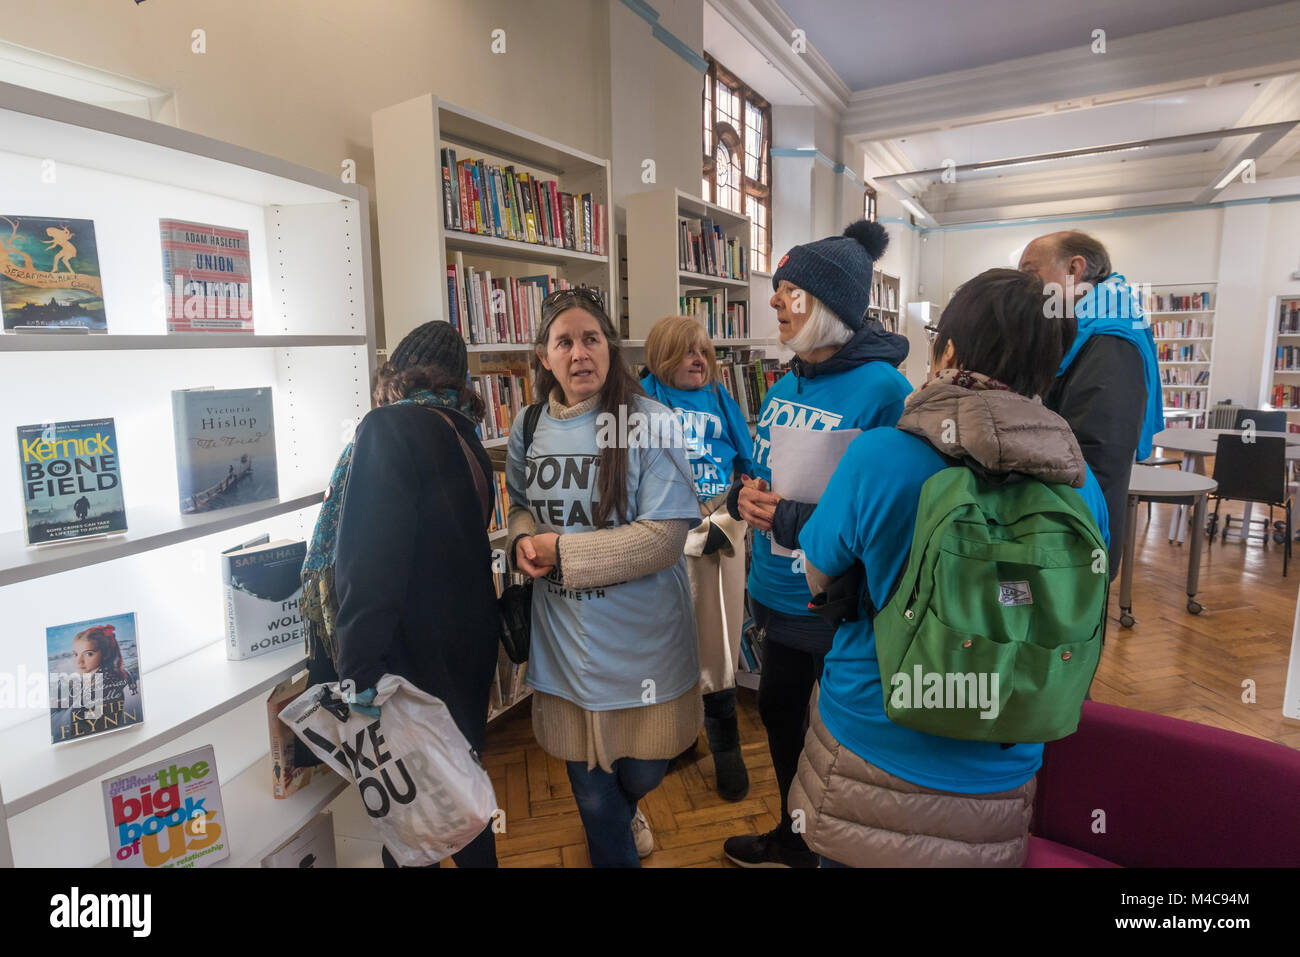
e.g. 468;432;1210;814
869;269;901;334
1260;294;1300;417
0;80;375;866
625;188;773;347
1147;281;1217;429
371;94;618;449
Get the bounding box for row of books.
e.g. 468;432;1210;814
1271;385;1300;410
1157;344;1209;362
1164;390;1208;409
440;147;607;256
488;471;510;534
680;290;749;339
1143;291;1213;312
18;387;279;548
447;253;605;346
679;217;748;280
870;274;898;312
1160;369;1210;386
1151;320;1212;339
472;363;531;442
1278;299;1300;334
716;347;785;422
1;215;255;334
1276;345;1300;371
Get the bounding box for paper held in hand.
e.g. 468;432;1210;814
769;424;861;558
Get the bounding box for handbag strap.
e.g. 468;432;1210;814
426;407;493;529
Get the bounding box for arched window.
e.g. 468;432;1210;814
702;54;772;272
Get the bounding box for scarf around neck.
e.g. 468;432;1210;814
1056;272;1163;461
301;387;478;670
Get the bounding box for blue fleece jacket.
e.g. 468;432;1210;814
738;323;911;619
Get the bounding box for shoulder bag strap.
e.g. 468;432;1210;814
427;408;493;529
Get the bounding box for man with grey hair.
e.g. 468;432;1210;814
1019;230;1162;580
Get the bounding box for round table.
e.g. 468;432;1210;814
1150;429;1300;542
1119;465;1217;627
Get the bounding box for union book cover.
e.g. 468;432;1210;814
47;611;144;745
17;417;127;546
160;218;254;332
172;387;279;514
0;216;107;332
101;744;229;868
222;536;306;660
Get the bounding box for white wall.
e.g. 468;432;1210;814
916;200;1300;407
0;0;613;346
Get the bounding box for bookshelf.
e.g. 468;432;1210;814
1261;294;1300;418
0;80;375;866
372;94;617;453
1146;281;1217;429
625;188;753;343
869;270;902;334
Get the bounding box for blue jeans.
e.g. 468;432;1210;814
566;758;669;867
819;855;850;868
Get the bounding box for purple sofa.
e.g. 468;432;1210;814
1026;700;1300;867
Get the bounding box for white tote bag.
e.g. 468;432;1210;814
280;673;496;866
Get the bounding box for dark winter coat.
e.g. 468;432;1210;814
1045;334;1148;580
333;402;499;752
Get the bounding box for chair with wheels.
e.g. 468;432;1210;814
1207;434;1291;576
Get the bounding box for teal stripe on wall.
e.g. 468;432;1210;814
617;0;708;72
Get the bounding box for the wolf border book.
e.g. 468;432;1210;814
17;417;127;546
1;215;107;332
222;536;306;661
172;387;279;514
47;611;144;745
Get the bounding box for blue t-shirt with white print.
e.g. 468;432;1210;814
640;373;755;502
505;395;702;710
798;427;1110;794
748;362;912;616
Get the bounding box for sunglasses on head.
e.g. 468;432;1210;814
541;286;605;310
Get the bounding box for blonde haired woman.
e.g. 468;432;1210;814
641;316;755;800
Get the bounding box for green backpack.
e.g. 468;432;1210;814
871;462;1108;744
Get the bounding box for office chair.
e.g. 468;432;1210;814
1208;434;1291;576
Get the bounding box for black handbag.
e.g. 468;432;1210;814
431;404;543;667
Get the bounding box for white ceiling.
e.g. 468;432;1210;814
773;0;1290;92
894;82;1268;171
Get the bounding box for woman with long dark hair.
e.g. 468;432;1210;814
505;288;703;867
331;320;501;868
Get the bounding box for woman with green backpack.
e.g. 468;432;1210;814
788;268;1111;867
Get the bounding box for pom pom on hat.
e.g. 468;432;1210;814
843;219;889;260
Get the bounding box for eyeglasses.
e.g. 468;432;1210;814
924;323;939;342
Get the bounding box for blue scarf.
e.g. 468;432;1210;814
300;388;477;668
1057;273;1163;461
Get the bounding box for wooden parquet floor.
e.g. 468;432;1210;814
479;501;1300;868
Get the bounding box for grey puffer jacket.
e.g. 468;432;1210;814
895;377;1087;488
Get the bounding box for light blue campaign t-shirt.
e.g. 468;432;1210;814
505;395;703;710
748;362;912;616
640;373;755;502
798;426;1110;794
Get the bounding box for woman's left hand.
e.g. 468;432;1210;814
530;532;560;568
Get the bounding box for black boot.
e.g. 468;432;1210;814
705;711;749;801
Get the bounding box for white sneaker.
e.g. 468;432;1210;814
631;807;654;858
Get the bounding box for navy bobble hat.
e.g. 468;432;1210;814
772;220;890;331
389;320;468;381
